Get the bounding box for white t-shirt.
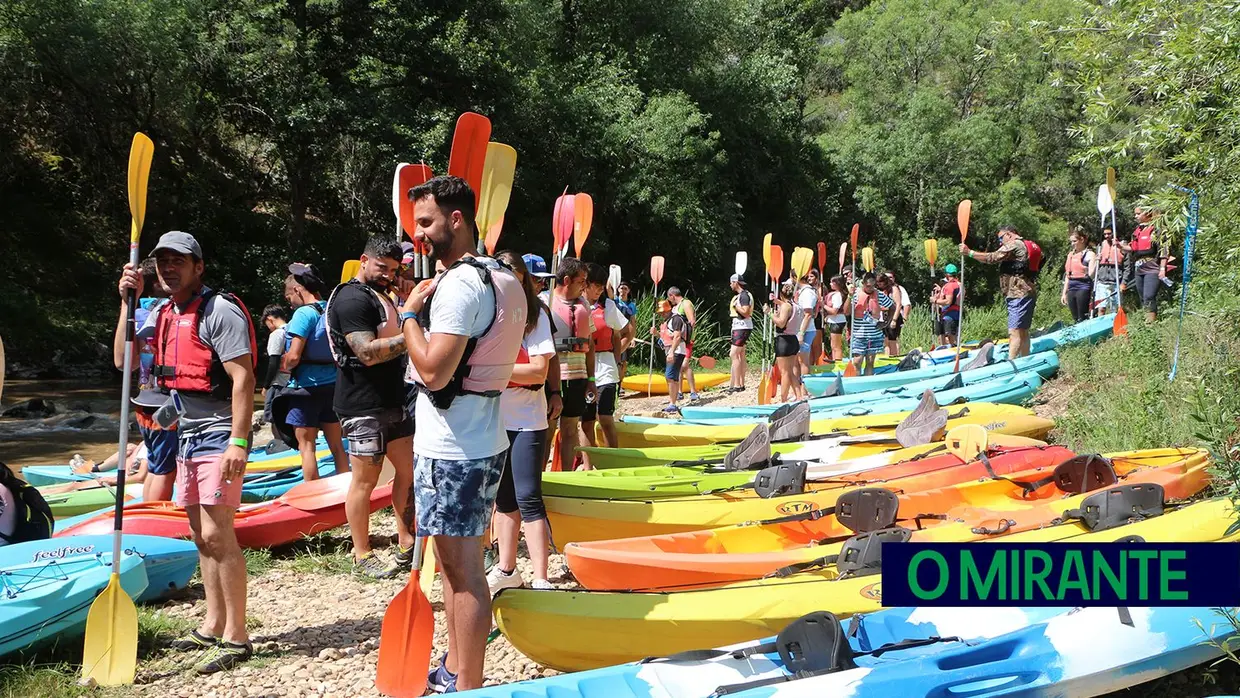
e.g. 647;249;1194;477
897;285;912;310
414;259;509;461
501;310;555;432
825;291;846;324
266;326;286;357
593;298;629;386
796;286;817;331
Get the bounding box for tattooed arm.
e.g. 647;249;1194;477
345;330;407;366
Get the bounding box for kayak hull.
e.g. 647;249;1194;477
4;534;199;603
620;372;730;395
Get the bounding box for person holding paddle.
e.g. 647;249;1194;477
961;224;1041;359
848;272;894;376
1092;227;1124;317
325;236;418;580
580;262;633;452
934;265;962;347
120;231;258;674
727;274;753;392
401;175;530;692
824;275;848;362
666;287;699;401
548;257;597;471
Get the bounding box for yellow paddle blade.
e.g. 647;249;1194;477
924;239;938;268
127;133;154;245
420;538;437;599
757;372;769;406
341;259;361;283
476;143;517;240
861;247;874;272
945;424;988;461
762;233;772;270
790;247;812;280
82;573;139;686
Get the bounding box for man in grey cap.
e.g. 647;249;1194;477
727;274;753;392
117;230;258;674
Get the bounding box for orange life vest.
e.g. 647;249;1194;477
590;300;613;352
1067;250;1092;279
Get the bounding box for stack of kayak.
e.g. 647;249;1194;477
469;313;1236;698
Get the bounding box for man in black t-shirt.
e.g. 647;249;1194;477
325;234;416;579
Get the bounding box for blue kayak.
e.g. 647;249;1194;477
0;541;147;658
686;352;1060;420
802;349;1059;398
621;372;1044;427
2;534;199;603
459;604;1237;698
20;434;332;487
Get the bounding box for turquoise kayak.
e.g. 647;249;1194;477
3;534;199;603
621;372;1045;427
462;604;1238;698
803;348;1058;397
0;541;147;658
685;351;1059;419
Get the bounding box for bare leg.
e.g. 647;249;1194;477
598;415;619;450
386;435;416;550
345;455;382;559
186;505;223;638
577;419;596;470
437;535;492;690
558;416;580;472
197;503;249;644
143;472;175;502
321;421;350;475
495;510;521;571
294;426;321;481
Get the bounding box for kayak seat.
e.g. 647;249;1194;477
753;462;807;499
1059;483;1166;532
834;526;913;578
834;487;900;534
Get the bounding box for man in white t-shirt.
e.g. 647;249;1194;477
579;262;634;454
794;274;818;377
400;176;528;693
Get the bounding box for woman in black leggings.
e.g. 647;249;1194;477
1060;227;1097;324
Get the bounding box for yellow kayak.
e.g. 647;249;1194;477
496;487;1232;672
612;401;1044;448
620;372;731;395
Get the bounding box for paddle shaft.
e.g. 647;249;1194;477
647;281;658;392
112;244;140;562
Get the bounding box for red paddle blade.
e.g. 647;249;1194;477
1114;305;1129;336
816;242;827;274
485;215;505;256
850;224;859;251
573;193;594;256
769;245;784;282
650;255;666;285
552;191;575;254
375;573;434;697
698;355;717;369
957;200;972;242
398;164;433;240
448;112;491;200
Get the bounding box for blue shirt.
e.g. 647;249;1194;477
285;301;337;388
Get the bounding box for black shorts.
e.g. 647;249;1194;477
828;321;846;335
935;316;959;337
883;317;904;340
731;329;752;347
339;407;414;459
814;314;824;330
775;334;800;358
560;378;589;420
582;382;619;421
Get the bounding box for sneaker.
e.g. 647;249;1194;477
393;544;415;573
168;629;219;652
428;652;458;693
662;404;681;414
194;640;253;674
353;551;399;580
530;579;555;590
689;392;700;402
482;544;499;574
487;566;524;596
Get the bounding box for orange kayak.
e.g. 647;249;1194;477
564;447;1211;590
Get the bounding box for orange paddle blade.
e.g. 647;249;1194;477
650;256;666;285
485;215;505;255
957;200;972;241
1114;304;1128;336
768;246;784;283
762;233;772;269
767;363;781;400
398;164;433;240
573;193;594;256
843;360;859;377
375;539;435;698
697;355;716;369
816;242;827;274
552;190;575;254
757;372;769;405
850;224;859;251
448;112;491;200
548;429;563;472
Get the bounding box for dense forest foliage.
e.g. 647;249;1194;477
0;0;1233;370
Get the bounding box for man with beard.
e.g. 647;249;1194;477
120;232;257;674
401;176;530;693
324;236;417;579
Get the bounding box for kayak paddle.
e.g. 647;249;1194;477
953;199;971;372
843;224;860;377
925;239;939;338
647;255;666;395
341;260;361;283
82;131;152;686
790;247;812;281
816;242;827;276
475;143;517;255
608;264;623;297
486;216;505;256
375;536;434;697
735;251;747;279
394;163;432;277
550;189;575;277
447;111;491;205
697;355;717;370
573;193;594;257
1106;167;1128;336
861;246;875;273
762;245;784;403
758;235;772;405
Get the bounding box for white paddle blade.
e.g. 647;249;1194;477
392;163;411;222
735;251;748;277
1096;183;1113;218
608;265;622;295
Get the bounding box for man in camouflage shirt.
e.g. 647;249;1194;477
961;224;1039;359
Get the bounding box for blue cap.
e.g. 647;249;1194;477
523;254;554;278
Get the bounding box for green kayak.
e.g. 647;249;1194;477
40;482;142;517
542;465;755;499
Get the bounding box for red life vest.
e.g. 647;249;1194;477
1066;250;1092;279
551;295;592;354
940;280;961;314
152;289;258;400
590;300;614;352
1098;241;1123;265
407;257;528;409
1131;225;1157;259
851;289;878;320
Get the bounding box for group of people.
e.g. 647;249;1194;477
1060;206;1171;325
109;175;656;691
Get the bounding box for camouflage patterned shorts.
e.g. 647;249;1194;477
413;452;506;537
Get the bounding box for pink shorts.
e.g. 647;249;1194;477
175;451;246;508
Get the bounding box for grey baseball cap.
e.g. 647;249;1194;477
730;274;745;284
152;231;203;258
